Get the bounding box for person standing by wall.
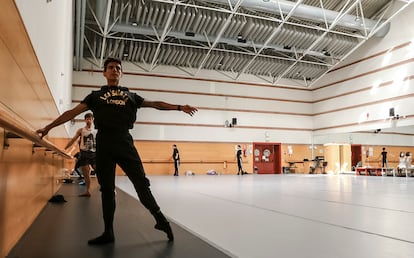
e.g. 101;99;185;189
236;145;243;175
64;113;97;197
381;147;388;168
405;152;412;169
37;57;198;245
172;144;180;176
397;151;406;176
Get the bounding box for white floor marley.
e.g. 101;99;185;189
116;174;414;258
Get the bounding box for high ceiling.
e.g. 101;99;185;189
74;0;412;87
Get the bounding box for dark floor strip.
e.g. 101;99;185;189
7;182;231;258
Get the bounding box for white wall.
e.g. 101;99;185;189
311;3;414;146
15;0;73;116
71;64;314;143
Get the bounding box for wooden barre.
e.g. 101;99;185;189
0;109;71;159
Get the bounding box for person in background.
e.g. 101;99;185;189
172;144;180;176
380;147;388;168
405;152;412;170
64;113;97;197
397;151;406;176
67;145;83;182
236;145;244;175
72;151;85;185
36;57;197;245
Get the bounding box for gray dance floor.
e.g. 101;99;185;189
7;181;231;258
116;174;414;258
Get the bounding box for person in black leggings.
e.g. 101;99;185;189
72;152;84;183
236;145;243;175
37;57;197;245
381;147;388;168
172;144;180;176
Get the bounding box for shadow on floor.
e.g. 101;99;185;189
7;182;231;258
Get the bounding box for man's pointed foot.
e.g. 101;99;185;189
155;222;174;241
87;233;115;245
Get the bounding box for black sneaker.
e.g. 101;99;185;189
87;233;115;245
154;222;174;241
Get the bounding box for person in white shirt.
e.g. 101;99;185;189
405;152;412;170
64;113;97;197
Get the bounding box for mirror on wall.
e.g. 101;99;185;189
311;125;414;174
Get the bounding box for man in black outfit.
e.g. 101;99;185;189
381;147;388;168
37;57;197;245
236;145;243;175
172;144;180;176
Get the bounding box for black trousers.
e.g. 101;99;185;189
237;157;243;174
382;159;387;168
96;131;160;233
174;159;179;175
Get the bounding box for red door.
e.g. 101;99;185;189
351;144;362;168
253;143;281;174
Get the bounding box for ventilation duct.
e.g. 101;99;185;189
205;0;389;35
96;0;388;35
108;23;330;59
92;0;370;58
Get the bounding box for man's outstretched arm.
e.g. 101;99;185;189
142;100;198;116
36;103;89;138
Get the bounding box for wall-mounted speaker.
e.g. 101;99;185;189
389;107;395;117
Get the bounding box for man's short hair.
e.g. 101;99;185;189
84;113;94;119
103;57;122;71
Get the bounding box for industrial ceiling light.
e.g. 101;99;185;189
237;34;246;43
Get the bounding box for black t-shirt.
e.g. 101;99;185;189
82;86;144;131
173;149;180;161
237;149;242;159
381;151;387;162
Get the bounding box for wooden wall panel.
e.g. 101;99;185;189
54;137;414;177
0;129;64;257
50;138;77;173
55;139;253;176
133;141;252;175
57;140;332;175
